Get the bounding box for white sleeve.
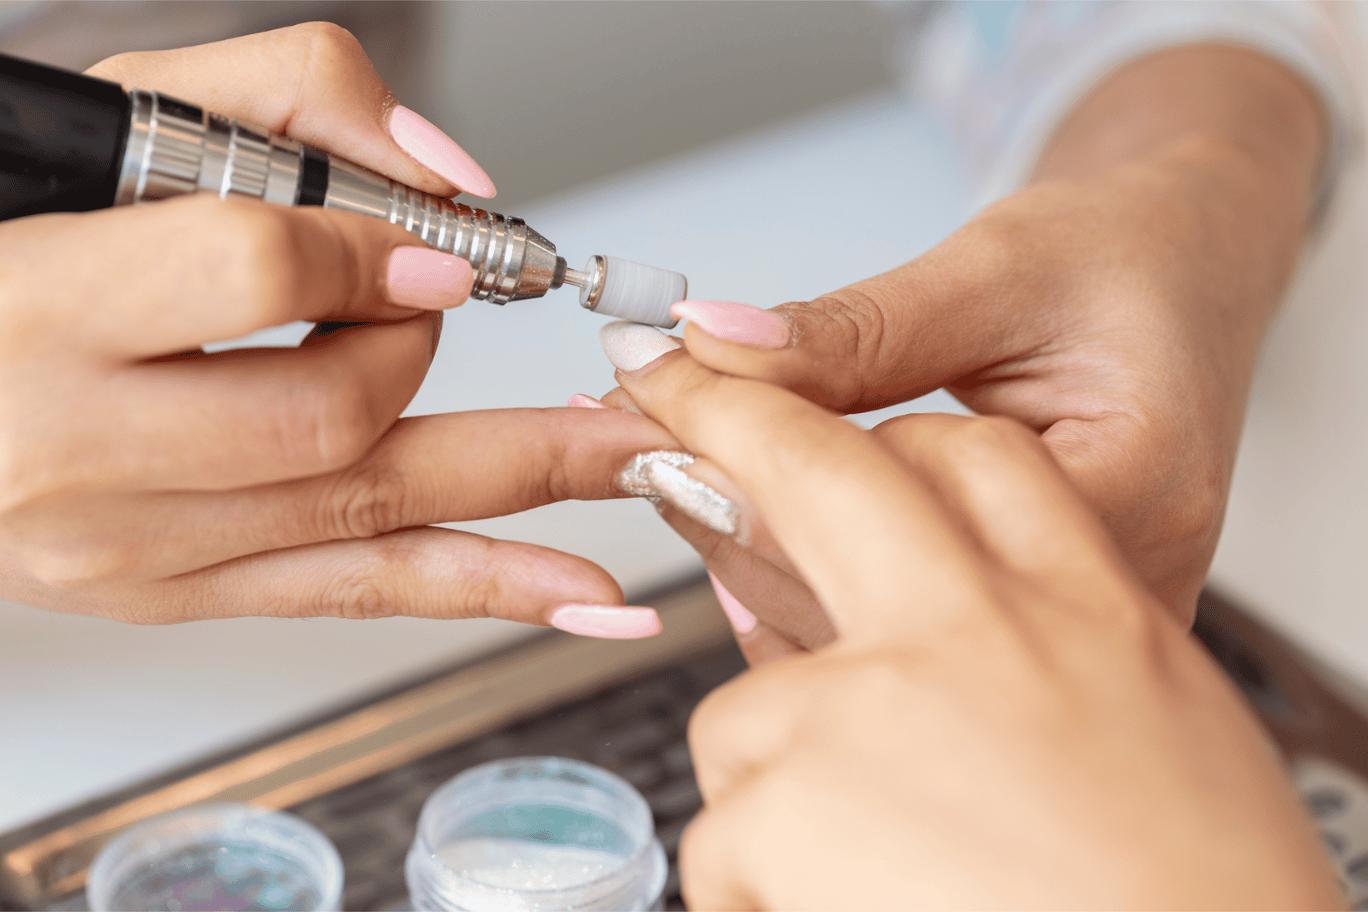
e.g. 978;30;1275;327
897;0;1361;226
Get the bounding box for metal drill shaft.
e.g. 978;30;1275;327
561;266;593;290
327;157;567;303
114;88;569;305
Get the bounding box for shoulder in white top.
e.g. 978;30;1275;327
891;0;1361;227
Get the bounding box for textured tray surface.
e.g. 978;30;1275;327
25;587;1368;910
288;645;746;911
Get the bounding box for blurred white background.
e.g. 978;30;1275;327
0;0;899;209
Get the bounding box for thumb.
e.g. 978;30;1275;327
672;232;1050;414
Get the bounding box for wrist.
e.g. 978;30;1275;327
1126;133;1311;315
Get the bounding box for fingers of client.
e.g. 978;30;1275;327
609;323;1070;644
870;412;1149;618
622;342;1341;909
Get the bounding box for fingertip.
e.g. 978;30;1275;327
706;570;801;667
709;572;758;634
734;623;808;667
599;321;681;373
672;299;790;350
599;387;645;415
548;604;663;639
567;394;607;409
428;309;444;359
387;105;496;198
385;246;473;309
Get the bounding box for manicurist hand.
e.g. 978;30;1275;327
0;26;677;634
598;323;1342;910
661;46;1328;622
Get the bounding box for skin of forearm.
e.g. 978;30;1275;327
1035;44;1326;188
1026;45;1328;610
1033;44;1327;342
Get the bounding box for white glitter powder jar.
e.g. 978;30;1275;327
86;803;342;912
404;757;666;912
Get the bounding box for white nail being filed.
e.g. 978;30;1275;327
599;321;680;372
616;450;740;537
646;460;739;538
616;450;695;496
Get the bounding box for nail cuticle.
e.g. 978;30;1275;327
614;350;678;379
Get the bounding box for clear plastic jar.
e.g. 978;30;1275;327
405;757;667;912
86;803;343;912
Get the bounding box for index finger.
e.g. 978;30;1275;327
86;23;493;198
605;323;995;643
3;196;454;356
671;226;1026;414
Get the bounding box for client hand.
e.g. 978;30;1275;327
0;26;675;632
661;46;1326;621
600;323;1340;909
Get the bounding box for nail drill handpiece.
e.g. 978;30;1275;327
120;90;687;327
0;52;687;327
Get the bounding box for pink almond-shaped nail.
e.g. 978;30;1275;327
670;300;790;349
709;572;758;635
549;605;662;639
566;394;607;409
386;246;474;309
388;105;496;198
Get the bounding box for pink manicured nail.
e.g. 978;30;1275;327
567;394;607;409
550;605;662;639
670;300;790;349
386;247;474;309
709;572;758;635
388;105;496;198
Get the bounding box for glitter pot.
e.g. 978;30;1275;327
405;757;667;912
85;803;342;912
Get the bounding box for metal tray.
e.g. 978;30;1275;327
6;583;1368;909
